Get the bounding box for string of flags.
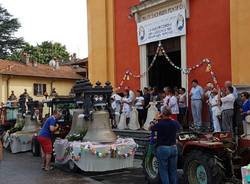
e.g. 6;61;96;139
117;41;218;89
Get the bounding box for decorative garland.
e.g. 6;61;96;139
54;139;138;161
117;41;218;89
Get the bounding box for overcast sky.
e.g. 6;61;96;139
0;0;88;58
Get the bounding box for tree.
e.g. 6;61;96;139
7;41;70;64
0;5;24;58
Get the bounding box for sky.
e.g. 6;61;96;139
0;0;88;58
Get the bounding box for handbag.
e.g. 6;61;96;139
245;115;250;123
214;107;222;117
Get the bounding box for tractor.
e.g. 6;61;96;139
143;130;250;184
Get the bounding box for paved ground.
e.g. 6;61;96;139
0;150;184;184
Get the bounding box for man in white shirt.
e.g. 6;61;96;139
189;80;204;130
218;86;235;132
163;87;171;108
162;87;179;120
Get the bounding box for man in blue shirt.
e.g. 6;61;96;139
38;110;61;171
189;79;204;130
240;92;250;136
149;107;181;184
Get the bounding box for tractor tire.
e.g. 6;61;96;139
183;150;225;184
224;178;242;184
142;145;161;184
31;137;40;157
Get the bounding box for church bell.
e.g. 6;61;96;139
83;110;117;143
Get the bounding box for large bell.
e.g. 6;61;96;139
14;113;24;128
67;109;88;136
21;115;40;133
83;110;117;143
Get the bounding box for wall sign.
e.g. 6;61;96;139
137;9;186;45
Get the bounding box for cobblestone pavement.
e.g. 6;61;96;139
0;150;184;184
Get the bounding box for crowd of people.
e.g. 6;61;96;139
111;80;250;135
111;81;250;184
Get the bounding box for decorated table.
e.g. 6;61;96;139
7;131;33;153
54;138;137;172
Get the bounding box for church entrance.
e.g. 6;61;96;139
147;37;181;90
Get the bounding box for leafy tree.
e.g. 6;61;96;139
0;4;24;58
7;41;70;64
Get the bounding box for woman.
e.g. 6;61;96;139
167;88;179;120
118;90;132;130
134;90;145;129
240;92;250;136
208;88;221;132
37;110;61;171
178;88;188;127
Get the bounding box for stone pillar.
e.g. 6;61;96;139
87;0;115;85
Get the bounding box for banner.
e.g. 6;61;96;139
137;9;186;45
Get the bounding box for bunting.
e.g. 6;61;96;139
117;41;219;89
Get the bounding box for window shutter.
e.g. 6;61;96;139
34;84;38;96
43;84;46;94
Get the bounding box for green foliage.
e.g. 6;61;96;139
0;5;25;58
7;41;70;64
66;130;87;142
1;5;70;63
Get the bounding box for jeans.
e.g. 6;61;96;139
156;145;178;184
191;100;202;128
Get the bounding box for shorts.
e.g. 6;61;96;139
37;136;52;154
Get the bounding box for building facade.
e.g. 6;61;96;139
0;60;82;102
87;0;250;90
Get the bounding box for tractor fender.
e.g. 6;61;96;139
182;141;224;156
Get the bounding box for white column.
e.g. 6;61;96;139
181;35;188;106
181;35;187;88
140;45;148;88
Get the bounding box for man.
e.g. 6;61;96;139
143;87;151;123
37;110;61;171
218;86;235;132
0;133;3;161
240;92;250;135
225;81;238;98
162;87;179;120
205;82;214;131
149;107;181;184
190;79;204;130
163;87;171;108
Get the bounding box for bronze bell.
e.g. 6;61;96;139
67;109;88;136
14;113;24;128
21;114;40;133
83;110;117;143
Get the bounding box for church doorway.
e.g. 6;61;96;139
147;37;181;90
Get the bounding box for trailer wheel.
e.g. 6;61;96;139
68;160;79;172
142;145;161;184
32;137;40;157
184;150;224;184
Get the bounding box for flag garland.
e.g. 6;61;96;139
117;41;219;89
